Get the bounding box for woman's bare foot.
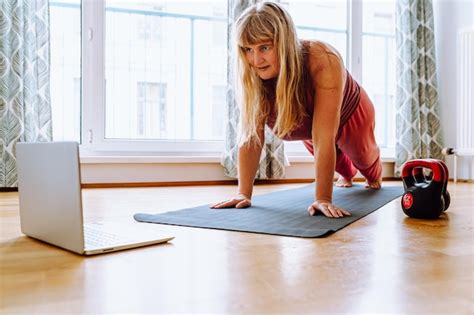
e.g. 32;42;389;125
366;178;382;189
335;175;353;187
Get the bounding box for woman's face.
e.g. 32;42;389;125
243;41;280;80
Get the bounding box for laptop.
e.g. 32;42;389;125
16;141;174;255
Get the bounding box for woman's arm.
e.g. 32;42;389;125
211;126;264;209
237;127;264;199
307;42;351;217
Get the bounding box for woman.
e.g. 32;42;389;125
211;1;382;218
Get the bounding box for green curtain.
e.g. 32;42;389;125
221;0;287;179
0;0;52;188
395;0;444;176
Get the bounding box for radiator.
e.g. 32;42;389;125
453;28;474;181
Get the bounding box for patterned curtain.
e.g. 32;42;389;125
395;0;444;176
221;0;288;179
0;0;52;188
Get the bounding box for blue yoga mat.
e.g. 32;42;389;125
134;184;403;238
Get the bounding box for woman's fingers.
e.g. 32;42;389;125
210;200;237;209
328;204;344;217
339;207;351;216
210;197;251;209
235;199;251;208
210;200;233;209
309;204;335;217
308;200;351;218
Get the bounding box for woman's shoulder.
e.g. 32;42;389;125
301;40;346;87
301;40;338;55
302;40;343;67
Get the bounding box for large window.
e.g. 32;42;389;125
103;1;227;142
50;0;81;142
50;0;396;156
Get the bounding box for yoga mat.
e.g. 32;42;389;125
134;184;403;238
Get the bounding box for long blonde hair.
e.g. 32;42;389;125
234;1;306;144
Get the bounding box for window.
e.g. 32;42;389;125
362;1;396;153
285;1;347;61
100;0;228;152
50;0;81;142
50;0;396;157
211;85;227;138
137;9;163;41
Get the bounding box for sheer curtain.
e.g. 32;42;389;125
221;0;287;180
395;0;444;176
0;0;52;188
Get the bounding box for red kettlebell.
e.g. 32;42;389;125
401;159;450;219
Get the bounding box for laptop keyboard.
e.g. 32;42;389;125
84;226;135;248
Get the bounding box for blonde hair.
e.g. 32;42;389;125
234;1;306;144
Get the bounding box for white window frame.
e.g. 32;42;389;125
81;0;224;156
81;0;391;158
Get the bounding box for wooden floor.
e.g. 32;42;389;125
1;181;473;314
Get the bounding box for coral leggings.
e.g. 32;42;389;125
302;87;382;182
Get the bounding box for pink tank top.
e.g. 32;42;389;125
265;57;361;141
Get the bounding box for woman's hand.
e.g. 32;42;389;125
210;193;251;209
307;200;351;218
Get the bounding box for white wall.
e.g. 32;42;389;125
434;0;474;180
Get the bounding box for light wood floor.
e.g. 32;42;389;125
1;181;473;314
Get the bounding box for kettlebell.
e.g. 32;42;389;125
401;159;450;219
411;159;451;211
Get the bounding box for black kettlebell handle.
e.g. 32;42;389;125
402;159;445;188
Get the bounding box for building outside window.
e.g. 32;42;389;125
136;82;167;138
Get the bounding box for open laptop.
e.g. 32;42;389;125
16;141;174;255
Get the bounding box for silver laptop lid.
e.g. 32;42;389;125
16;142;85;254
